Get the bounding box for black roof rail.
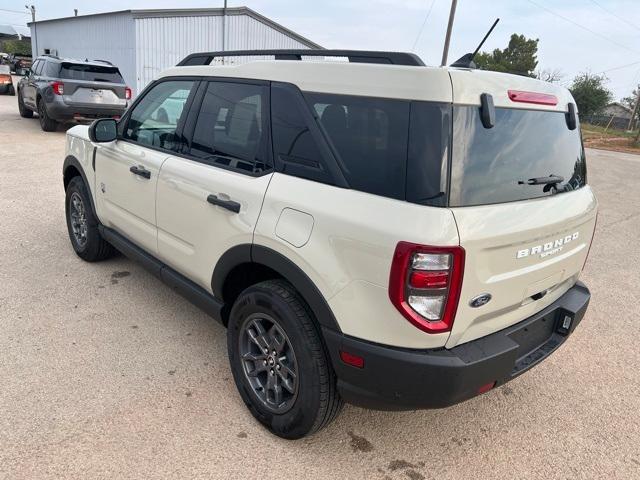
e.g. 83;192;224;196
176;49;425;67
92;59;114;65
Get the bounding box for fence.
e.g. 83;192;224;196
585;114;636;131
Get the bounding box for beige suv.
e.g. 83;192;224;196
62;49;597;439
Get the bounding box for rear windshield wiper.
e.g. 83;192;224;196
518;175;564;186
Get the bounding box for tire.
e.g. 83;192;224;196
65;176;116;262
17;90;33;118
37;98;58;132
8;85;15;96
228;280;343;439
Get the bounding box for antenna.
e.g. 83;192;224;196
450;18;500;69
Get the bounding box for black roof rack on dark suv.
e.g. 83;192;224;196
176;49;425;67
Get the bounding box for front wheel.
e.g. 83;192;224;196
227;280;343;439
17;90;33;118
65;176;115;262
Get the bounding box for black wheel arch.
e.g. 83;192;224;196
212;244;341;332
63;155;97;218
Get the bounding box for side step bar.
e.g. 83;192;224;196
99;225;225;324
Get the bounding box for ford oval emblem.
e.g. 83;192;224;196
470;293;492;308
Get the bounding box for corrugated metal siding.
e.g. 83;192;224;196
30;12;136;91
135;13;312;92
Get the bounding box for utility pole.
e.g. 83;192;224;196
25;5;36;56
628;86;640;132
441;0;458;66
221;0;227;64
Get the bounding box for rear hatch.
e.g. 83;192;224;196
446;70;597;348
58;62;127;108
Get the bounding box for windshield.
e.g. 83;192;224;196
449;106;586;207
59;63;124;83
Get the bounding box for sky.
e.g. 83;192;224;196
2;0;640;101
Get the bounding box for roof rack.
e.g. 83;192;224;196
92;59;114;65
176;49;425;67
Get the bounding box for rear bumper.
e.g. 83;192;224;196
323;281;590;410
46;97;126;121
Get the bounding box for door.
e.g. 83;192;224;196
94;79;197;255
156;80;273;292
22;59;41;107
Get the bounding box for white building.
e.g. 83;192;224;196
28;7;320;94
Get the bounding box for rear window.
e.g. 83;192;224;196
450;107;586;207
59;63;124;83
304;93;448;204
0;65;10;75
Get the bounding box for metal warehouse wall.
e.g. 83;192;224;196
134;13;311;92
30;12;136;92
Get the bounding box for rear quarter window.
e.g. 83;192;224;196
305;92;409;200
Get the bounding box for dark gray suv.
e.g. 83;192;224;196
17;55;131;131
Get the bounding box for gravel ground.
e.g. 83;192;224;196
0;90;638;480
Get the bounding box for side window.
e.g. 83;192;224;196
189;81;270;174
45;62;60;77
305;92;409;200
271;85;332;184
31;60;42;76
123;80;194;152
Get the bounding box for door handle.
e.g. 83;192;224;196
207;194;241;213
129;165;151;179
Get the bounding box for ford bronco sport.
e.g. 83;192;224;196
61;49;597;439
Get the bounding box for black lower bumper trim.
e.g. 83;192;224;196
323;282;590;411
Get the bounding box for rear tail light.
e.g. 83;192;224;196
51;81;64;95
125;86;132;100
389;242;465;334
508;90;558;106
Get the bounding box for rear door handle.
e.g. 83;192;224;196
130;165;151;179
207;194;241;213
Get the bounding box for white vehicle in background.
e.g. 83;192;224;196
61;49;597;439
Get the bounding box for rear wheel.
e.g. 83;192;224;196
227;280;342;439
17;89;33;118
37;98;58;132
65;176;115;262
8;84;15;96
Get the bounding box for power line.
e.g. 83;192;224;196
587;0;640;34
598;59;640;74
411;0;437;52
525;0;640;55
0;8;29;15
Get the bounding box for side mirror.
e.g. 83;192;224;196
89;118;117;143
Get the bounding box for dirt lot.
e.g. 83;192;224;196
582;124;640;155
1;90;639;480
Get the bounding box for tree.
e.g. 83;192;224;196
569;72;613;117
536;68;564;83
474;34;539;77
0;39;31;55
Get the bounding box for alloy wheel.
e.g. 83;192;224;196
239;313;299;413
69;192;88;248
